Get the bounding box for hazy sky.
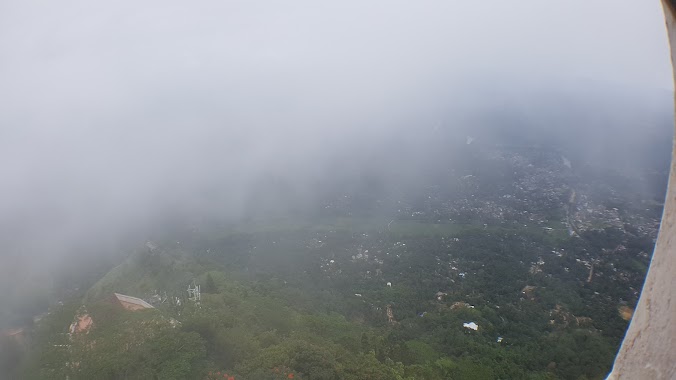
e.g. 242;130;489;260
1;1;671;96
1;0;671;143
0;1;672;257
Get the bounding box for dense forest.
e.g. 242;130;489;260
14;221;653;380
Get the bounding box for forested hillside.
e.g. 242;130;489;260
5;125;667;380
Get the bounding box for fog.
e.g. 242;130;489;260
0;1;673;325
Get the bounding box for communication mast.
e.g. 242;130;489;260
386;304;396;324
187;281;201;303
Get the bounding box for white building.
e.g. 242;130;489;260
463;322;479;331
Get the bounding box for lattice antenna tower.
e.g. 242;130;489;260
187;281;201;303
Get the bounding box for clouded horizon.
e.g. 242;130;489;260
0;0;673;273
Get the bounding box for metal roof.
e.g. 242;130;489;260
113;293;154;309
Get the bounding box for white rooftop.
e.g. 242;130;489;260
114;293;154;309
463;322;479;331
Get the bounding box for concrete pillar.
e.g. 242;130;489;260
606;2;676;378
